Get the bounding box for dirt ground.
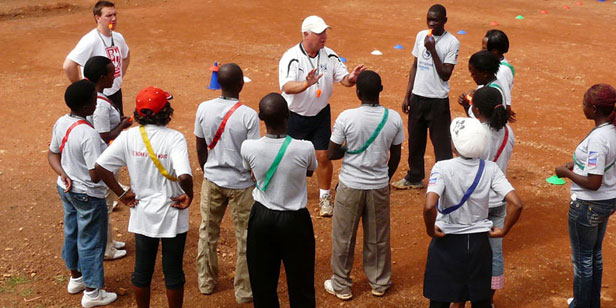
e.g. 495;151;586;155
1;0;616;307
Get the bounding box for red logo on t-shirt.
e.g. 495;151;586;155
105;46;122;77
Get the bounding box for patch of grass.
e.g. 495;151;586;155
0;275;30;293
19;288;33;297
53;274;67;283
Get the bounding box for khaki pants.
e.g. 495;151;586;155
330;182;392;294
196;178;254;303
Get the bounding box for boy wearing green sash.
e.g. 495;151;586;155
241;93;317;307
324;70;404;300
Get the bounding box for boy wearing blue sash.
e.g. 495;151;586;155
241;93;318;308
324;70;404;300
423;117;522;308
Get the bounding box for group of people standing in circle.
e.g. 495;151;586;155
47;1;616;308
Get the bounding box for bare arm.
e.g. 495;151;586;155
196;137;208;173
94;163;137;206
388;144;401;180
63;58;81;83
556;162;603;190
327;141;345;161
282;68;322;95
48;151;72;192
424;36;455;82
170;174;193;209
99;117;132;143
340;65;366;87
122;51;130;77
423;192;446;238
402;58;418;114
489;190;523;238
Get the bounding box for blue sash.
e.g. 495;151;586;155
438;160;485;214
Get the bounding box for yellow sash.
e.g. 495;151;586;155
139;126;177;181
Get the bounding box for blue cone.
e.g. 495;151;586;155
394;44;404;49
457;30;467;35
339;57;347;63
208;61;220;90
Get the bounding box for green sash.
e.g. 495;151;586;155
344;108;389;155
257;135;292;192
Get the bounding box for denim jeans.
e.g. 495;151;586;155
568;198;616;308
488;205;506;279
58;185;108;289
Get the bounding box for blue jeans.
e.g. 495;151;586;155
488;205;506;278
58;186;108;289
568;198;616;308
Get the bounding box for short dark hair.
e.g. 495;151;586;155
356;70;383;101
485;30;509;54
469;50;500;76
65;80;96;111
428;4;447;17
258;93;288;129
134;103;174;126
93;1;114;16
84;56;111;84
473;87;508;130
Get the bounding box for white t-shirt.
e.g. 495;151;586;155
480;123;515;208
67;29;129;96
331;105;405;189
411;30;459;99
427;157;514;234
498;58;515;97
571;123;616;200
50;114;107;198
468;79;511;118
88;92;121;136
279;44;349;116
194;97;259;189
96;125;192;238
241;137;317;211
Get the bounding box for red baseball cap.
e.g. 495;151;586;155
135;86;173;116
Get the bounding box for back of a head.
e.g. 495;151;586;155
585;84;616;119
485;30;509;55
356;70;383;101
65;80;95;111
428;4;447;17
84;56;111;83
259;93;288;128
473;87;508;130
93;0;114;16
469;50;500;76
217;63;243;92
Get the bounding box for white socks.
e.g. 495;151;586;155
320;189;330;198
85;289;99;298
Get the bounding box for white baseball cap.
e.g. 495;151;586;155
450;117;488;159
301;15;330;34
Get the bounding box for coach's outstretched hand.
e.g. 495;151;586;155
347;64;366;84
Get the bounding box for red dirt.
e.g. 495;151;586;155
1;0;616;307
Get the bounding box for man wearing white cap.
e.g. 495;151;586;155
279;15;365;217
422;117;523;308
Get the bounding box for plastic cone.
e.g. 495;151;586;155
208;61;221;90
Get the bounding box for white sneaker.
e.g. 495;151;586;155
319;194;333;217
81;289;117;308
112;240;125;249
567;298;574;306
323;279;352;300
104;247;127;260
67;276;86;294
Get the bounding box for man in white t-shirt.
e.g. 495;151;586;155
423;117;522;308
48;80;117;307
324;71;404;300
279;15;365;217
241;93;318;307
95;86;193;307
63;1;130;116
194;63;259;304
393;4;459;190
